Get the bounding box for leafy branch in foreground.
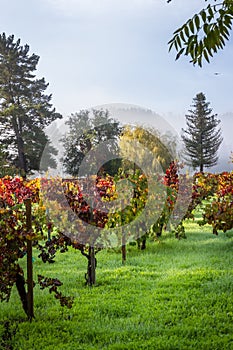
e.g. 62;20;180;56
168;1;233;66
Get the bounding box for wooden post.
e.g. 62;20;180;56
121;197;126;264
25;198;34;321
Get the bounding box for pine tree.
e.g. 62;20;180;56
181;92;223;172
0;33;62;176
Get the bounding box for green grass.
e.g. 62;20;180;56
1;218;233;350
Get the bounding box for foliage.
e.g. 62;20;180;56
0;176;73;316
44;162;230;250
185;172;219;221
200;171;233;234
178;171;233;236
181;92;222;172
156;168;231;238
150;160;180;237
42;176;113;243
41;175;116;285
62;109;122;177
0;33;61;175
105;170;150;244
118;125;180;241
168;0;233;66
0;177;40;305
1;168;232;315
119;125;176;173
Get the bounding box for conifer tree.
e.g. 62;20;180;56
0;33;61;176
181;92;222;172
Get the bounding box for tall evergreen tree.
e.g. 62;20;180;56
0;33;61;176
62;109;122;176
181;92;222;172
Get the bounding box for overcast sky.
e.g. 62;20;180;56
1;0;233;170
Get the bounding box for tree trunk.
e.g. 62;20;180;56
86;247;96;286
17;134;27;177
122;233;126;264
16;199;35;319
137;236;146;250
25;199;34;321
141;236;146;250
156;218;164;237
16;272;28;316
12;116;27;177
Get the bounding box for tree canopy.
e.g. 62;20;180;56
0;33;61;176
168;1;233;66
119;125;176;174
62;109;122;177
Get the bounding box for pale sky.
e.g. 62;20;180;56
1;0;233;170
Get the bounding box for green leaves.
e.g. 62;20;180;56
0;33;62;174
168;2;233;66
62;109;122;177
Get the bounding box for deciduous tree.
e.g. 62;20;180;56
168;0;233;66
119;125;176;173
62;109;122;176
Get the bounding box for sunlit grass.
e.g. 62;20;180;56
1;219;233;349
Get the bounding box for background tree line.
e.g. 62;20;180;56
0;31;225;178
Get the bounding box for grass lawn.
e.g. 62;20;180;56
1;216;233;350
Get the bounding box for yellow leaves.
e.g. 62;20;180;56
132;207;137;214
119;125;173;173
